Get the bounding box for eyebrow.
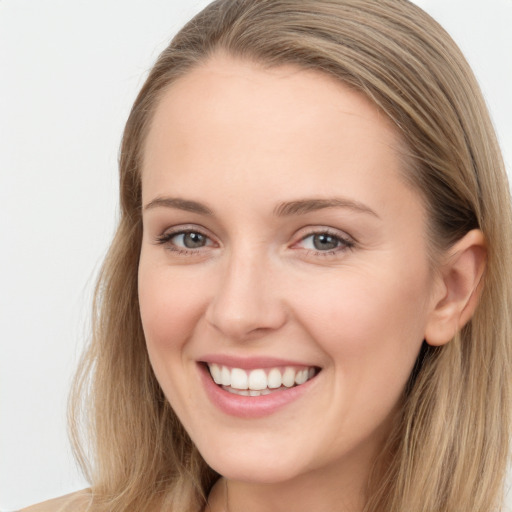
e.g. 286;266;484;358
143;196;213;215
274;198;379;218
143;195;379;219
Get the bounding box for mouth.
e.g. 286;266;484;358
205;362;320;397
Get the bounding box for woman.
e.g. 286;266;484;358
23;0;512;511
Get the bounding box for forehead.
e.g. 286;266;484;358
141;55;420;222
143;55;404;170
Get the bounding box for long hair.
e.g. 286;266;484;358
69;1;512;510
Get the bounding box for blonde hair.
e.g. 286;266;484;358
69;1;512;510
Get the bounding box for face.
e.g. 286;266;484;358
138;56;439;487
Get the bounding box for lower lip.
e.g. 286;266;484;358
198;364;317;418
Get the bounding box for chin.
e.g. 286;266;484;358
205;455;306;484
194;434;322;485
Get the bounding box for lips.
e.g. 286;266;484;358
199;358;320;417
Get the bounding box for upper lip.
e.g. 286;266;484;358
199;354;320;370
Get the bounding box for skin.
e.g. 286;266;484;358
138;55;485;512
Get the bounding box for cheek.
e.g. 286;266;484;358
296;266;428;338
292;266;430;391
138;263;213;418
138;263;208;361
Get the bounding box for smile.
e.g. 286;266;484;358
207;363;318;396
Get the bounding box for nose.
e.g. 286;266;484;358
205;250;288;342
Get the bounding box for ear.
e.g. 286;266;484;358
424;229;486;347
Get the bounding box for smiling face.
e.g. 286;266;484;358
138;56;441;492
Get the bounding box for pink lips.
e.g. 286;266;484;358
198;356;319;418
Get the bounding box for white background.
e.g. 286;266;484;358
1;1;511;510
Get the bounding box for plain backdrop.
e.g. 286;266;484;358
1;1;511;510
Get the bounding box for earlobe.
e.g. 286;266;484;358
424;229;486;347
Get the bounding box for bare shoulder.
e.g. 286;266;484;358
20;489;92;512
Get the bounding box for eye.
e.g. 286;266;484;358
295;230;355;253
303;233;340;251
172;231;209;249
156;228;215;253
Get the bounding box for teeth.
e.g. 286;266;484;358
282;367;296;387
207;363;317;392
225;388;272;396
248;369;267;390
221;366;231;386
226;388;250;396
210;363;222;384
268;368;282;389
295;369;308;385
231;368;249;390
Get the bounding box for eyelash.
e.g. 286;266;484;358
155;227;355;257
295;229;355;256
155;228;214;255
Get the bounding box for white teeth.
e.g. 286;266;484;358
295;369;308;385
231;368;249;390
282;367;296;387
221;366;231;386
227;389;249;396
267;368;282;389
210;363;222;384
208;363;317;393
248;369;267;390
